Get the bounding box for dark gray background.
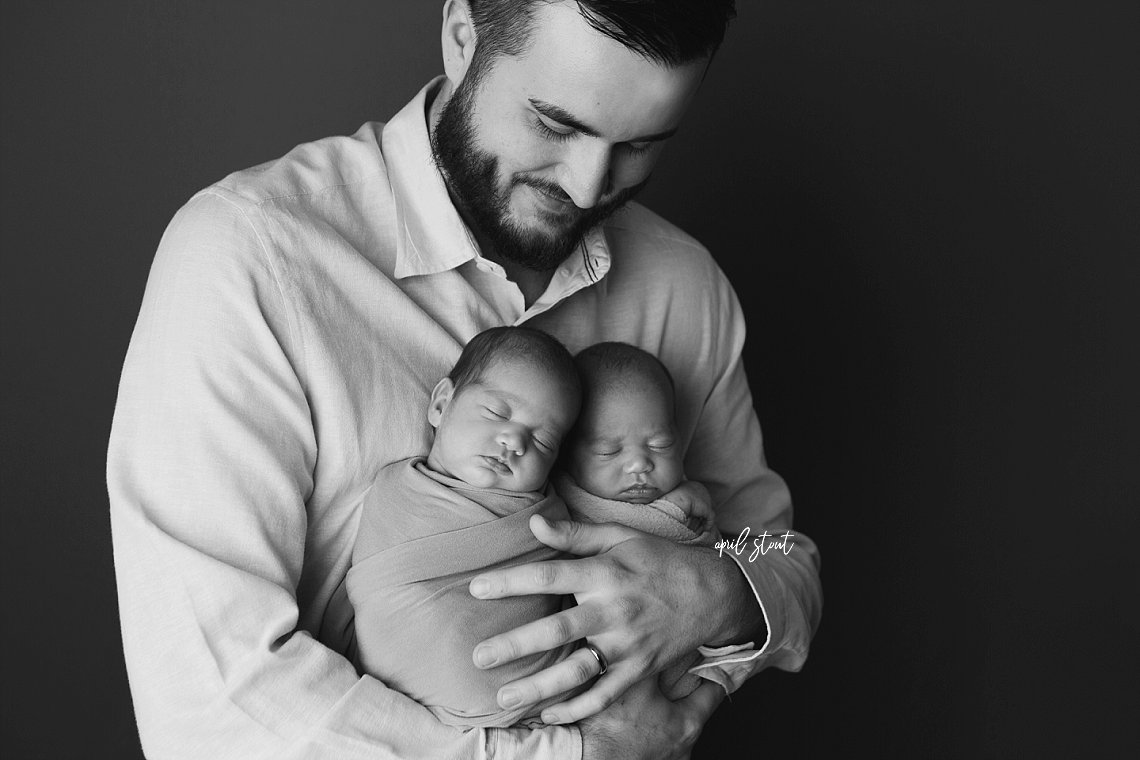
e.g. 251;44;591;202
2;1;1137;757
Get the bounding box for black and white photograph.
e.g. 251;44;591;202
2;1;1136;757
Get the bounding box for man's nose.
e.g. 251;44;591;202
497;429;526;456
559;141;612;209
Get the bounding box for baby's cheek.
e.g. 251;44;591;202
521;462;553;492
574;461;612;494
660;456;686;489
563;449;591;481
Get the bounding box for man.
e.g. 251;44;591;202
108;1;822;758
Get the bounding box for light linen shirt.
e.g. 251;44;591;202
108;78;822;759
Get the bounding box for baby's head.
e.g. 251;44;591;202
426;326;581;493
565;342;684;504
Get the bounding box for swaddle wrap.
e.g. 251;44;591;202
553;472;722;700
348;458;577;728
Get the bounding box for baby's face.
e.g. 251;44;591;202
567;386;683;504
427;358;578;492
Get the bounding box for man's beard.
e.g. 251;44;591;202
430;76;647;272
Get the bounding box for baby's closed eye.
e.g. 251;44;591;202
483;406;509;420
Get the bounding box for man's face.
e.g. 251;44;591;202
427;358;579;493
432;1;707;271
567;384;684;504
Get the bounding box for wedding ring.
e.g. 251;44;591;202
584;642;609;677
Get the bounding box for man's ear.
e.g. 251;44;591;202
427;377;456;429
441;0;477;85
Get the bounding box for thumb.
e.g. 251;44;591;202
529;514;639;556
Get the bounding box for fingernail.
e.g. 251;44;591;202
541;711;560;724
470;578;490;597
499;688;522;708
474;645;497;668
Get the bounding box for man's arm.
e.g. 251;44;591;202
681;271;823;679
107;191;580;759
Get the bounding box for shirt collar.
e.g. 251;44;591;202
382;77;611;290
383;78;478;279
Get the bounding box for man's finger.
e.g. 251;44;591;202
493;646;603;710
468;556;589;599
537;662;639;724
472;605;598;669
528;514;641;556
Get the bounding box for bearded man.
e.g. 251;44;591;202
108;2;822;758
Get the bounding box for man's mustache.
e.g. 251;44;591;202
513;174;622;211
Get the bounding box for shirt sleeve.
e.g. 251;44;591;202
107;191;580;759
681;266;824;686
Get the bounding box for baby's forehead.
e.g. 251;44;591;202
580;381;675;429
589;378;669;405
479;355;571;393
474;357;579;417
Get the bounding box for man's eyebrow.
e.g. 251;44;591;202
529;98;678;143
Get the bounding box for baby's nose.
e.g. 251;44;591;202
497;429;526;455
625;452;653;474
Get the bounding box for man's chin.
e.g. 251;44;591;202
493;218;585;270
509;198;581;236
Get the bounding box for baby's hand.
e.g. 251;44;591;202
661;481;714;533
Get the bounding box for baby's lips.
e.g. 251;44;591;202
481;455;513;475
621;484;660;501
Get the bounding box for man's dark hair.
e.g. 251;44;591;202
574;341;676;407
448;326;582;401
466;0;737;83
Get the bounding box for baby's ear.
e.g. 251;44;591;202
427;377;455;428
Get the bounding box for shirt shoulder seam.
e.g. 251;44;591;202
194;187;307;378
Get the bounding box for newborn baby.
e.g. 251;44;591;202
556;341;723;699
562;341;711;524
348;326;582;728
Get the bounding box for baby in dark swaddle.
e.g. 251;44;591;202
348;329;746;730
556;341;725;701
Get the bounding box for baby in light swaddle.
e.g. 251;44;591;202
348;326;583;728
348;330;740;730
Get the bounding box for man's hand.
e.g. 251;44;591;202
579;677;724;760
467;514;760;723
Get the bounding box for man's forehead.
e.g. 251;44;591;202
497;1;707;140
